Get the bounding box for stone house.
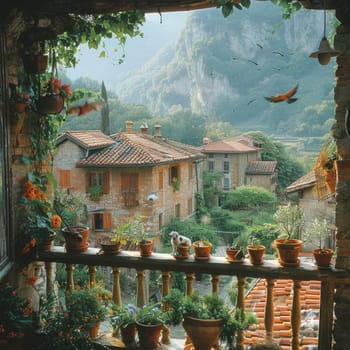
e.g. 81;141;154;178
286;170;336;250
53;121;205;241
201;136;278;193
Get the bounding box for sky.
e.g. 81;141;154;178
64;12;188;88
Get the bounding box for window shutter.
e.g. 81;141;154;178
102;172;110;194
121;174;129;190
103;212;111;230
59;169;71;187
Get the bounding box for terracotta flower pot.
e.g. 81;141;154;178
120;323;137;344
313;248;333;268
193;240;212;261
247;245;265;265
175;243;191;259
274;238;303;267
182;316;223;350
100;241;122;254
62;226;89;252
136;322;162;348
88;321;100;339
38;231;56;251
138;239;153;257
37;95;64;114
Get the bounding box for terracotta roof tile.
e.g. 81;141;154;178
201;138;260;153
286;170;316;193
57;130;115;150
246;160;277;174
244;279;321;349
71;131;204;167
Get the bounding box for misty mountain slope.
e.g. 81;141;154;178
115;1;335;136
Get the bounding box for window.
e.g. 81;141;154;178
223;160;230;174
175;204;180;218
208;154;214;158
59;169;71;187
208;160;214;172
92;212;111;231
87;171;110;194
169;166;179;184
121;174;139;207
223;177;230;189
224;153;228;158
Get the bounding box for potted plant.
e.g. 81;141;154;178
163;289;256;350
135;302;166;348
308;217;334;268
110;304;137;345
226;242;244;263
128;216;153;257
53;189;89;253
193;240;212;261
0;283;34;349
65;284;114;339
19;172;62;254
174;241;191;259
99;222;131;254
273;203;304;267
247;237;265;265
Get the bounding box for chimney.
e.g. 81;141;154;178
140;123;148;135
125;120;134;133
154;124;161;137
203;137;211;145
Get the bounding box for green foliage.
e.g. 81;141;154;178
269;0;302;19
161;218;220;252
203;171;223;209
89;185;103;201
52;12;145;68
248;223;280;254
274;202;305;240
216;0;251;18
100;81;110;135
136;303;165;325
209;208;245;233
110;304;137;331
222;186;276;210
195;192;208;222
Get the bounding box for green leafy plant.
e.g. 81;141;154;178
136;303;165;325
110;304;137;332
0;283;34;344
307;217;331;251
89;185;103;201
274;202;305;240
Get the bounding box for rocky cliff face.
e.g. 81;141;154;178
116;1;335;136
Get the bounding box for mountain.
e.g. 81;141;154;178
115;1;336;137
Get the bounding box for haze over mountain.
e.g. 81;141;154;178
113;1;336;137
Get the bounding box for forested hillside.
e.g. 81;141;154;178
114;1;336;138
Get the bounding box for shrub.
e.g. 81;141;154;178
248;224;280;254
222;186;276;210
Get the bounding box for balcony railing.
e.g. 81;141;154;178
36;247;349;350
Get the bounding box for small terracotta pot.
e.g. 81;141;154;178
100;241;122;254
120;323;137;344
139;239;153;257
62;226;90;253
247;245;265;265
274;238;303;267
176;243;191;259
193;240;212;260
136;322;162;348
313;248;333;268
226;247;239;261
38;231;56;251
37;95;64;114
88;321;100;339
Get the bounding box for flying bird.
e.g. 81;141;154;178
264;84;299;104
67;101;104;116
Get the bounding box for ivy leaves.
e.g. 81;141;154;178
216;0;251;18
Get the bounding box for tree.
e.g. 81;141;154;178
100;81;110;135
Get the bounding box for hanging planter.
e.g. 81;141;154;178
37;95;64;114
22;54;48;74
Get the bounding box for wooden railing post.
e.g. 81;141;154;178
161;272;171;345
185;272;195;295
88;265;96;287
211;274;220;294
291;280;301;350
45;262;55;296
66;263;74;293
318;279;335;350
136;269;146;307
236;276;246;350
265;279;275;341
112;267;122;307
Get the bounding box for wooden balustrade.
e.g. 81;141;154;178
38;247;349;350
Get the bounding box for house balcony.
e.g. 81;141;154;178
36;247;349;350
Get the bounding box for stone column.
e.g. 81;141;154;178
332;13;350;350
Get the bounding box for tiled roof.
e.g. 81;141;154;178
57;130;116;150
245;278;320;350
76;132;204;167
201;138;261;153
246;160;277;175
286;171;316;193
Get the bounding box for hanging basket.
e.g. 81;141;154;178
37;95;64;114
22;54;48;74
